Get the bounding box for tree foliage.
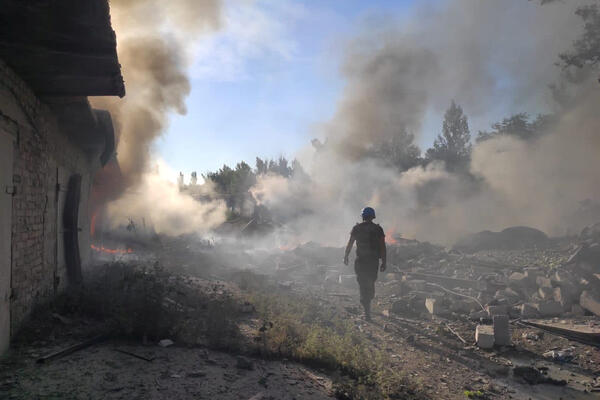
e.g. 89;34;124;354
476;113;553;143
370;128;423;172
425;101;472;171
202;156;302;217
559;4;600;69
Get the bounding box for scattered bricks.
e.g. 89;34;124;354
475;325;495;349
580;291;600;317
486;304;508;317
536;276;552;289
493;315;511;346
536;300;563;317
425;298;446;316
520;303;539;319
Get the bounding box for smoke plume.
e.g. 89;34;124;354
105;160;227;236
90;0;226;234
251;0;600;246
92;0;221;185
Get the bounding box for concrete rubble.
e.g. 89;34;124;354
475;325;494;349
266;223;600;332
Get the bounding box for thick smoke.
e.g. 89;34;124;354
252;0;600;246
90;0;227;234
105;160;227;236
93;0;222;184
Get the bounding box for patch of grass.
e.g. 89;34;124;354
464;389;485;399
62;262;242;348
244;282;425;399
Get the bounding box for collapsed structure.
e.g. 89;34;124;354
0;0;124;355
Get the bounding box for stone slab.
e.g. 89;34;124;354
493;315;511;346
476;325;494;349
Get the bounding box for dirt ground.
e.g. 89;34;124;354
1;338;334;400
3;237;600;399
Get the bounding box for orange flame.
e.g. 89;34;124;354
91;244;133;254
385;229;398;245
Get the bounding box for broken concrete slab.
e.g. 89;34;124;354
580;290;600;316
476;325;494;349
518;319;600;346
493;315;511;346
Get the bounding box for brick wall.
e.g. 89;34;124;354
0;59;96;335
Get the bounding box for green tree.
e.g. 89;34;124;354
371;128;422;171
476;113;552;143
203;162;256;215
426;101;472;171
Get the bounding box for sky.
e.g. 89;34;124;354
155;0;551;180
157;0;418;179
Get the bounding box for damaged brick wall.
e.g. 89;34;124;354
0;59;96;336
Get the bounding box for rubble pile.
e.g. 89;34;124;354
453;226;550;253
255;224;600;351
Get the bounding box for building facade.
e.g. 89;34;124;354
0;0;124;355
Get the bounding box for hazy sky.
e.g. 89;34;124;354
157;0;420;177
155;0;551;178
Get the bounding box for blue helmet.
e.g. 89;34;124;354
361;207;376;219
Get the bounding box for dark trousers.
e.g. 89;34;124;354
354;256;379;307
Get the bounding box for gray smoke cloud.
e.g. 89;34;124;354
251;0;600;246
92;0;222;185
90;0;227;234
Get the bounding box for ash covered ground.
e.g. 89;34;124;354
4;223;600;399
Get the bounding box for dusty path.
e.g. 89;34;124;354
2;341;334;399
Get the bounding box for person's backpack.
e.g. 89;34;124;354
354;222;382;258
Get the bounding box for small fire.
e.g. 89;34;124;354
385;229;398;245
91;244;133;254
